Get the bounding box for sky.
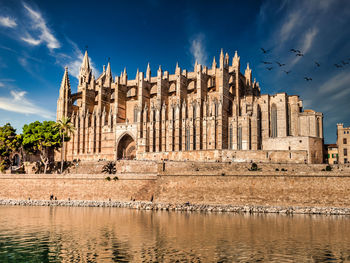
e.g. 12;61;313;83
0;0;349;143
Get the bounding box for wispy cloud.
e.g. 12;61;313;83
0;16;17;28
21;3;60;50
0;89;55;119
190;34;208;66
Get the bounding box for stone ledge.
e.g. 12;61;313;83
1;199;350;215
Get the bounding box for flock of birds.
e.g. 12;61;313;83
259;47;349;82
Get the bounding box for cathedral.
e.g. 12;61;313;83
57;49;324;164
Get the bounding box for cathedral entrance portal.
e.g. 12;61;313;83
117;133;136;160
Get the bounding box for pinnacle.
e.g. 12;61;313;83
82;50;90;70
106;61;111;76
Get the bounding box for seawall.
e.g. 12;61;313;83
1;169;350;214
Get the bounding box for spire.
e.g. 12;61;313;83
220;48;224;68
245;63;252;86
79;50;92;85
104;61;112;86
106;61;111;76
157;65;162;77
175;62;181;74
194;60;198;70
146;62;151;80
232;50;240;68
212;56;217;70
60;66;71;95
136;68;139;80
225;53;229;66
82;50;90;71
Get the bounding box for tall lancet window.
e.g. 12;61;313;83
316;118;320;137
134;107;138;123
238;125;242;150
287;104;292;136
193;104;196;150
271;104;278;138
186;126;190;151
229;124;233;149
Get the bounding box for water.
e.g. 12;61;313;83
0;206;350;262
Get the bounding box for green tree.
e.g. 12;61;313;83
0;123;22;171
56;117;75;174
22;121;62;174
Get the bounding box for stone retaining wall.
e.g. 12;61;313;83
1;171;350;212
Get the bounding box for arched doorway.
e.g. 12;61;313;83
12;154;20;166
117;133;136;160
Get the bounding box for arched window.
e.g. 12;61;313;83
238;125;242;150
271;104;277;138
193;125;196;150
287;104;292;136
193;104;196;119
186;126;190;151
316;118;320;137
134;107;138;123
229;124;233;149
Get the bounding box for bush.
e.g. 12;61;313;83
113;176;119;181
325;165;332;171
275;168;279;171
105;176;111;181
102;161;116;174
281;168;287;172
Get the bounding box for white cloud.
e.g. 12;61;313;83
190;34;207;66
0;82;4;87
22;3;60;50
0;16;17;28
21;35;41;46
319;71;350;94
279;11;301;43
0;89;55;119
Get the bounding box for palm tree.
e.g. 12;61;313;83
56;117;75;174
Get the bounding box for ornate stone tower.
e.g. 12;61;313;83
56;66;72;120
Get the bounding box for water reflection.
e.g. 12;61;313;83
0;206;350;262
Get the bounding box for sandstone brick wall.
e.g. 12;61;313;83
0;174;156;201
1;170;350;208
155;175;350;207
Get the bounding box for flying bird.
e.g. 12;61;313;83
334;64;343;68
296;53;304;57
342;60;349;65
261;61;273;64
304;77;312;81
266;67;273;71
275;61;286;67
315;61;320;67
283;70;291;74
290;49;297;53
260;48;270;54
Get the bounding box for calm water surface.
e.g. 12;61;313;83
0;206;350;262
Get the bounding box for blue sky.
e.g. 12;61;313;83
0;0;349;143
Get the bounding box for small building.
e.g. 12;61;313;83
337;124;350;164
324;144;338;164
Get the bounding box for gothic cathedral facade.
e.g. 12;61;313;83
57;50;323;163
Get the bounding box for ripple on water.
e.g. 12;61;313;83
0;206;350;262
